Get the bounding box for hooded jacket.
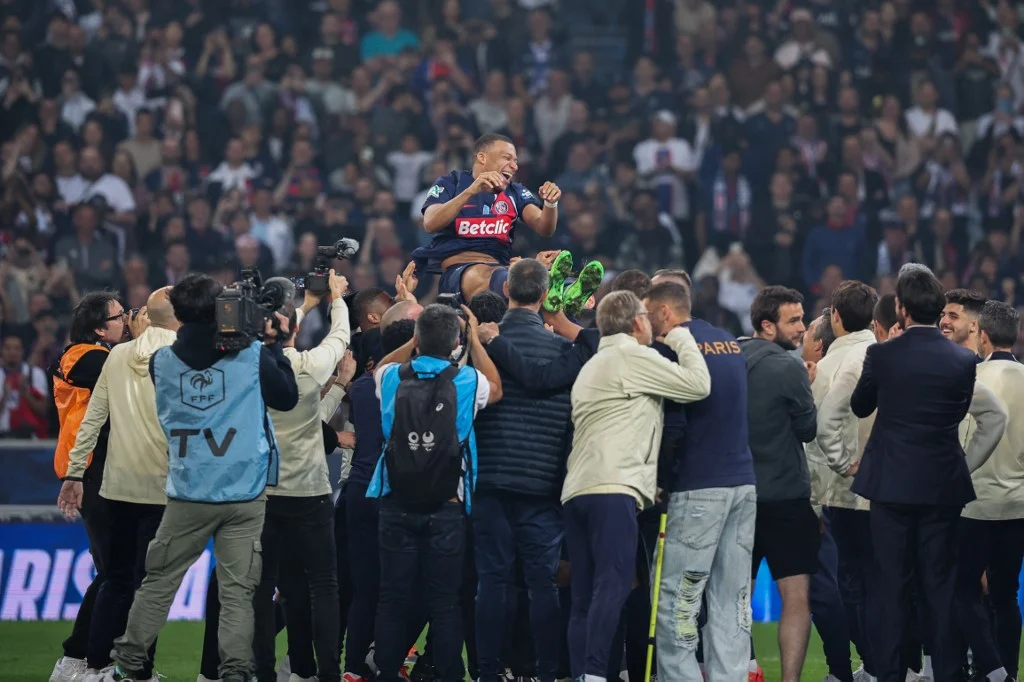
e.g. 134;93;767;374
66;327;178;505
738;336;817;502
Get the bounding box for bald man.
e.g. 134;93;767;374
58;289;180;678
381;300;424;329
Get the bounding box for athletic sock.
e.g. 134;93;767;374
922;656;933;678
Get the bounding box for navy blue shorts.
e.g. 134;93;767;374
438;263;476;298
438;262;509;304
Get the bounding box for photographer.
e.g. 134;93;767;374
104;273;298;682
367;304;502;682
253;269;351;682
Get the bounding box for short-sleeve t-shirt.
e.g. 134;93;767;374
411;170;543;274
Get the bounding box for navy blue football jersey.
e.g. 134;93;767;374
411;170;543;273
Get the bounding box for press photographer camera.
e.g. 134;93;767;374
302;238;360;295
214;267;296;351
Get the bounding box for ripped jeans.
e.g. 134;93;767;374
656;486;756;682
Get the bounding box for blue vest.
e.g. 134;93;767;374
367;355;479;513
153;341;279;503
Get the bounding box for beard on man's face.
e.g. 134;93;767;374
774;334;798;352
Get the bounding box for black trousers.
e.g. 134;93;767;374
828;507;873;674
374;499;465;682
253;495;340;682
345;483;380;676
334;487;353;664
87;500;164;674
866;502;961;682
63;465;111;660
955;517;1024;678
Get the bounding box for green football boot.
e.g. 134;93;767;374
542;250;574;313
562;260;605;318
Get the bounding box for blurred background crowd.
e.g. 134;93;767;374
3;0;1024;438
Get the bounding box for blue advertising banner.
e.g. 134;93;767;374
0;523;212;621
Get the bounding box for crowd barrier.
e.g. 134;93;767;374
2;443;1022;623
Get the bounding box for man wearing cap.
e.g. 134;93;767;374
633;110;697;224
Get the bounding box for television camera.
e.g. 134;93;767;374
214;267;296;352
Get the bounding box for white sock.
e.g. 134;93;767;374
584;676;607;682
922;656;933;678
749;659;759;672
988;667;1008;682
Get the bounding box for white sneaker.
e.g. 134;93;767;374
83;668;117;682
287;675;318;682
906;673;932;682
853;666;877;682
51;657;89;682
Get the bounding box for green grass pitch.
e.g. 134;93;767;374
0;621;834;681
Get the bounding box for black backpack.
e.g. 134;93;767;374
385;363;468;506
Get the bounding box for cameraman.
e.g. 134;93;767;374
253;270;351;682
105;273;298;682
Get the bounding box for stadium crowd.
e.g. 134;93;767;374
6;0;1024;436
2;0;1024;682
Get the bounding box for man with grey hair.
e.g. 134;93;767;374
561;290;711;682
367;303;502;682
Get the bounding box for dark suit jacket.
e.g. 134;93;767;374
850;325;978;507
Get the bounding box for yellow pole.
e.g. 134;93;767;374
645;512;668;682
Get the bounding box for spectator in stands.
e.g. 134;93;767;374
0;334;48;438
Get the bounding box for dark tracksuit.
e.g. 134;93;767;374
345;372;385;677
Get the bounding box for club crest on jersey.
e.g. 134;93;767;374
427;185;443;199
493;200;509;214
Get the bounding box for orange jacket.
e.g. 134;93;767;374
53;343;110;479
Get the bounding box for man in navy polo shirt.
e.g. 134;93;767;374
644;281;758;682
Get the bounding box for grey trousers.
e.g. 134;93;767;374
656;485;757;682
112;497;266;680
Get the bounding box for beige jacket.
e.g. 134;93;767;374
66;327;178;505
562;327;712;510
269;298;350;497
963;357;1024;521
810;329;876;512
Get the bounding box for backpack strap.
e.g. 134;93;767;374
398;362;416;381
437;365;460;382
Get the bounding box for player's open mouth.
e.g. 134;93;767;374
500;171;513;180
